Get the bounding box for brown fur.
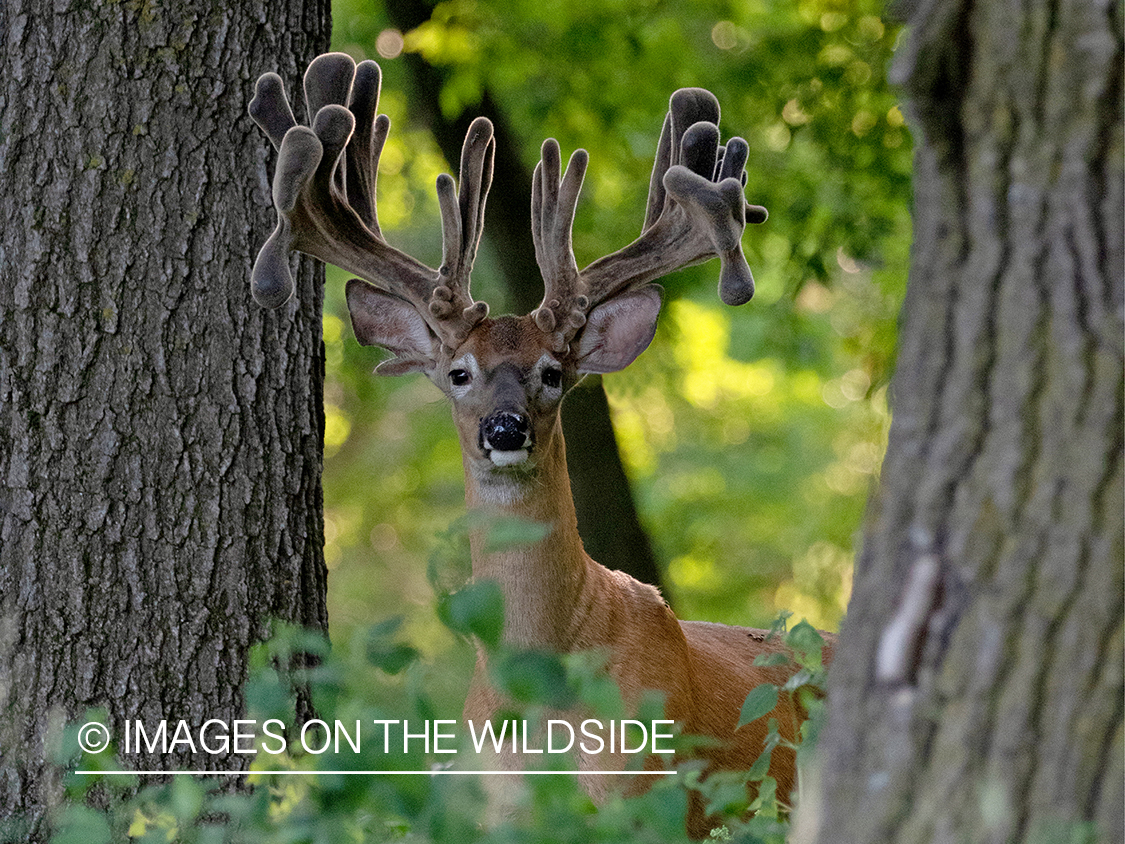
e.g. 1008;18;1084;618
444;318;834;837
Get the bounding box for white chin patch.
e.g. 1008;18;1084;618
489;449;529;467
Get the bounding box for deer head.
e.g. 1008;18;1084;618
249;53;766;494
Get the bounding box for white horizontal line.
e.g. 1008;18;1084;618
76;769;673;777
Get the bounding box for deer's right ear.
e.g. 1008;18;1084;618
345;279;440;376
574;285;663;374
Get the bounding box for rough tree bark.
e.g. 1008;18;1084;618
804;1;1123;843
0;1;330;839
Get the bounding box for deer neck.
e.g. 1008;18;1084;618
462;415;592;650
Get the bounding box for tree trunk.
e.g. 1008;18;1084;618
805;1;1123;843
0;1;330;838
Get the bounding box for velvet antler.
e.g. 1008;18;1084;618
250;55;766;358
530;88;767;353
248;52;491;349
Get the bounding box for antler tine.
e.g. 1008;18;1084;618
248;53;488;348
248;72;297;151
530;138;590;353
429;116;494;348
344;59;387;233
641;88;718;231
303;53;357;200
549;87;768;341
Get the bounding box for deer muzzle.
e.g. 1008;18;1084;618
479;411;532;466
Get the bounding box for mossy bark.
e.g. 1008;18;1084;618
803;1;1123;843
0;1;330;838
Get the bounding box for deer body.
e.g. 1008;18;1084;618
249;53;822;836
355;309;807;830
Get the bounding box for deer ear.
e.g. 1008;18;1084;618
345;279;439;375
574;285;663;374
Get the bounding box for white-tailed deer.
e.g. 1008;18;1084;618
249;53;830;836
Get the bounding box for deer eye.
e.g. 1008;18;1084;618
541;367;563;389
449;369;472;387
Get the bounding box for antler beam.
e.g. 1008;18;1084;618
531;88;767;353
250;55;766;358
249;52;490;349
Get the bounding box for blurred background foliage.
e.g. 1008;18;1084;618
319;0;911;680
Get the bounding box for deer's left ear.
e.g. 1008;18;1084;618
574;285;663;374
346;279;440;375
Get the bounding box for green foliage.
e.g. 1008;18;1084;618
491;650;576;708
335;0;910;298
49;603;827;843
49;4;899;843
362;617;423;674
689;615;830;836
50;527;828;843
438;579;506;650
74;3;908;838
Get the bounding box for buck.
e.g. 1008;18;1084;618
249;53;827;835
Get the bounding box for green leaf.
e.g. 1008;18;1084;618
748;775;779;819
798;698;827;760
492;650;575;707
753;652;793;668
782;667;815;692
51;805;111;844
427;515;473;597
367;641;420;675
763;718;783;752
244;672;293;723
438;580;505;650
766;611;793;640
361;618;421;674
563;651;625;718
746;745;773;782
367;616;406;638
478;513;550;552
786;620;826;666
170;775;204;822
738;683;779;729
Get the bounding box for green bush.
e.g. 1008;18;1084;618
51;590;828;843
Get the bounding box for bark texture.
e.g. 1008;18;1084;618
0;1;330;838
804;1;1123;843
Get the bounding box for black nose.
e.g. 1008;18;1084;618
480;412;530;452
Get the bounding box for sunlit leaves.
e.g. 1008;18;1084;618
606;290;886;628
53;603;831;841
